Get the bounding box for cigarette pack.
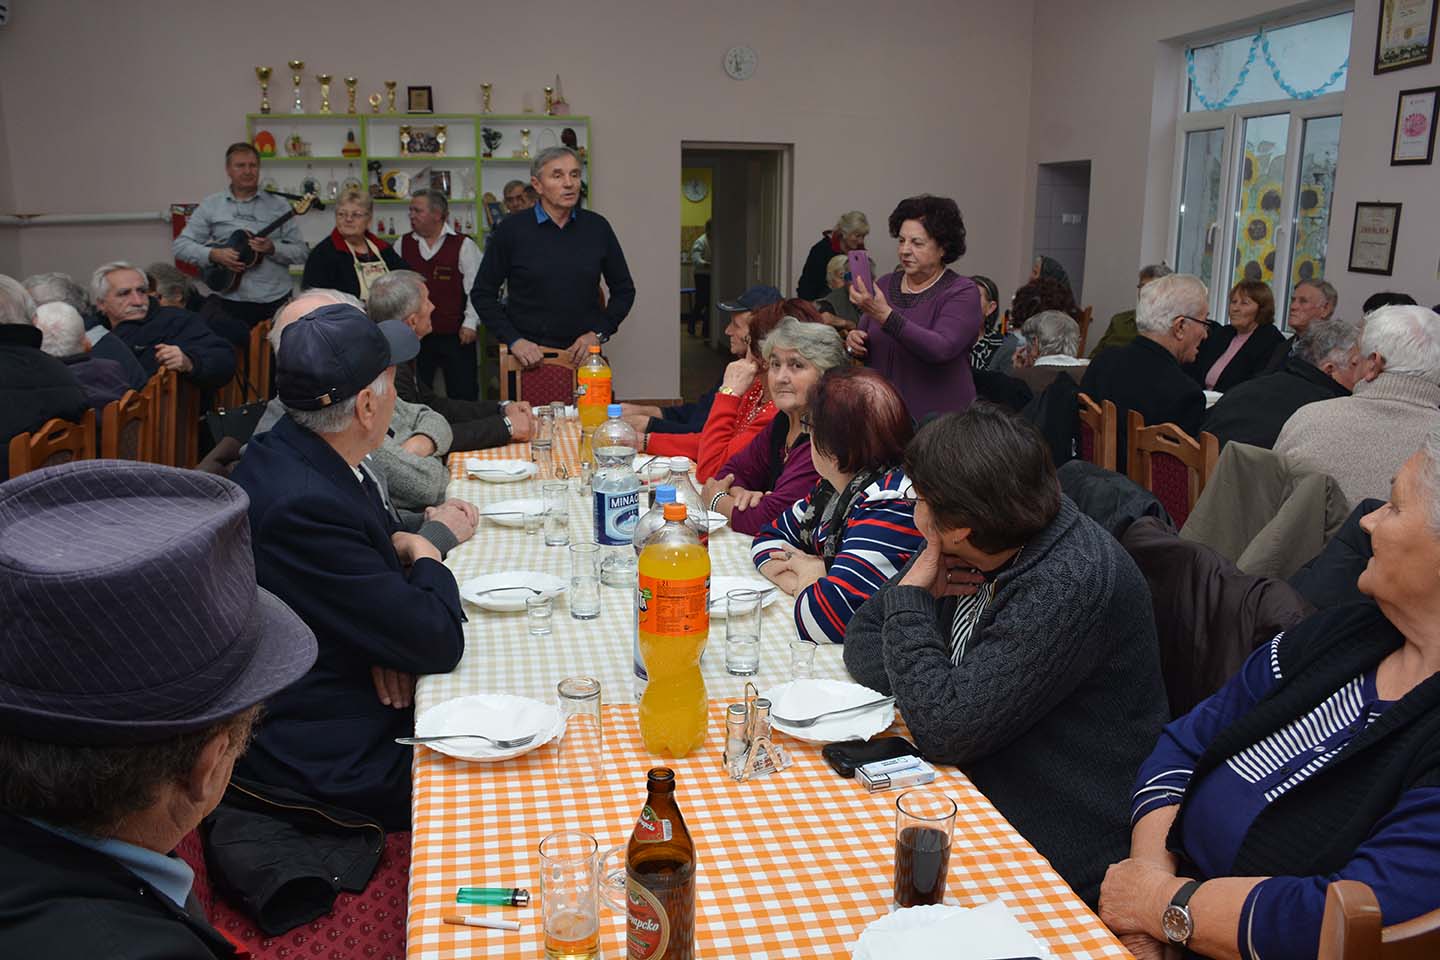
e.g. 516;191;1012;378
858;758;936;793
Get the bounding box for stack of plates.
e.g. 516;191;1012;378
466;459;538;483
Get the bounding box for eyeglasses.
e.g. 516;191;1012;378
1176;314;1218;330
336;210;369;221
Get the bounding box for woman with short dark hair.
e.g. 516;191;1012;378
843;404;1168;905
846;194;984;418
1184;279;1284;392
750;368;923;645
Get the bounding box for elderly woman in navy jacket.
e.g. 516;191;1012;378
1100;427;1440;960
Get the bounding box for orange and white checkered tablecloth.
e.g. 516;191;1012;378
406;701;1131;960
447;419;583;480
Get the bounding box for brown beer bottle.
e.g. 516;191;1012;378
625;767;696;960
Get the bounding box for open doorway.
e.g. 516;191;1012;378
678;143;791;403
1032;160;1091;302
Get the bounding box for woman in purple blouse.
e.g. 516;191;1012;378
846;195;983;419
701;317;847;535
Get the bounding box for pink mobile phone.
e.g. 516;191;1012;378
847;250;873;295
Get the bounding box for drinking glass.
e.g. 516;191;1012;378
543;481;571;547
789;638;817;680
526;594;554;636
555;676;603;782
523;509;543;536
725;589;763;676
538;831;603;960
532;407;555;480
893;790;957;909
569;542;601;620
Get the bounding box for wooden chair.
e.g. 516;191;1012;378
1318;879;1440;960
249;319;273;399
145;369;178;467
101;390;154;462
498;344;579;406
1075;391;1117;472
1126;410;1219;528
1077;305;1093;352
8;410;97;478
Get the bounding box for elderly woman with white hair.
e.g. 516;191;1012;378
33;301;130;413
797;210;869;300
1081;273;1210;471
1101;425;1440;960
0;274;88;483
301;189;406;303
1275;304;1440;504
1012;309;1089;395
701;318;848;535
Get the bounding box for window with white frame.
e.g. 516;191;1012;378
1172;11;1351;329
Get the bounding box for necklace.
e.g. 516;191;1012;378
902;269;944;295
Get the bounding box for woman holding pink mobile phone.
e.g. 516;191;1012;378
847;195;983;419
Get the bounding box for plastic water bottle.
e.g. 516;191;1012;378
592;404;641;587
665;457;711;548
630;485;677;700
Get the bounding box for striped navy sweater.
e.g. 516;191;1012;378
749;469;922;644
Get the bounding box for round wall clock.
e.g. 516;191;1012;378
724;45;758;81
683;177;708;202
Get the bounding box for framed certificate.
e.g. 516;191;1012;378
1393;86;1440;163
1348;203;1403;275
1375;0;1437;73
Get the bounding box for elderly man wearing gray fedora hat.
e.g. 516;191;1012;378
0;460;318;959
230;303;466;829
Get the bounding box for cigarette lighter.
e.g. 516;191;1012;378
455;887;531;907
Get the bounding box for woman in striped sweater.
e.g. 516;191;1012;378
750;367;922;644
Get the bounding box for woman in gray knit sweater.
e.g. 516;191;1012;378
843;405;1168;906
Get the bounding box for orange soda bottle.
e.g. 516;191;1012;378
577;344;613;430
636;504;709;757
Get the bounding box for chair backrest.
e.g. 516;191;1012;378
498;344;579;406
1319;879;1440;960
8;409;97;477
1077;305;1093;353
100;389;154;461
249;319;273;399
1076;391;1117;472
1126;410;1219;528
146;369;178;467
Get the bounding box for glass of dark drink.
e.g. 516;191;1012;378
892;789;957;909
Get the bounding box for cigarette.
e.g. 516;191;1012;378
443;914;522;932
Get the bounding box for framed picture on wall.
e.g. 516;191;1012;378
1348;202;1403;275
406;85;434;114
1375;0;1437;73
1392;86;1440;163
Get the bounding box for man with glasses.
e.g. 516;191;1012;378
174;142;308;331
1082;273;1209;471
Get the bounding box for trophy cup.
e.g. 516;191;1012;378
384;80;398;113
316;73;333;114
481;127;501;158
552;73;571;116
435;125;447;157
399;125;412;157
520;128;531;159
344;77;358;114
481;82;493;113
255;66;272;114
288;59;305;113
368;93;382;114
544;85;555;116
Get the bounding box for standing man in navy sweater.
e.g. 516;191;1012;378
470;146;635;369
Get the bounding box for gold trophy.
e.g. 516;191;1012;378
436;124;447;157
544;85;555;115
316;73;333;114
344;77;358;114
520;128;531;159
288;59;305;113
368;92;382;114
384;80;398;113
255;66;273;114
399;125;412;157
480;82;493;113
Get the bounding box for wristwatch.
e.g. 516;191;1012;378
1161;880;1202;947
502;415;514;437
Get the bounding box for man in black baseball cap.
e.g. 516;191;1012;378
230;303;465;828
0;460;318;959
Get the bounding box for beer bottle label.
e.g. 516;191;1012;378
633;804;673;843
636;574;709;636
626;877;670;960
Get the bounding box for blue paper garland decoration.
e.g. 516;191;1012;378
1187;30;1348;111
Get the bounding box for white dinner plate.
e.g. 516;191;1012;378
467;458;538;483
460;572;567;611
708;576;781;617
413;694;564;763
852;900;1055;960
762;678;895;743
479;497;545;527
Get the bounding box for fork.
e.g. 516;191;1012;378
770;697;896;728
470;585;542;597
395;732;538;748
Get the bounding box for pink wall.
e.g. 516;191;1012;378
0;0;1035;397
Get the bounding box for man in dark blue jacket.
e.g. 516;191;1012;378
92;261;236;389
231;303;465;828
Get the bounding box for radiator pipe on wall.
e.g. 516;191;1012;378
0;212;170;227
